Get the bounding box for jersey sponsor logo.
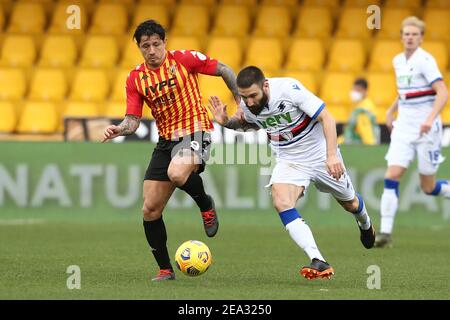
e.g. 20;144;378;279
257;112;292;129
144;77;177;96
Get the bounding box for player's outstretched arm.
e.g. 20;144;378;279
208;96;259;131
385;97;399;132
215;62;240;104
316;108;344;181
102;115;141;143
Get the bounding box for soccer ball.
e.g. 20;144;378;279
175;240;212;276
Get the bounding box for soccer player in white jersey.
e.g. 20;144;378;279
374;17;449;248
208;66;376;280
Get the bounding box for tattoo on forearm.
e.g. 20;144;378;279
216;62;239;100
119;115;140;135
225;118;259;131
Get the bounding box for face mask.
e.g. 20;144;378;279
350;90;364;102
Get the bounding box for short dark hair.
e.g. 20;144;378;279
354;78;368;90
133;20;166;45
237;66;266;88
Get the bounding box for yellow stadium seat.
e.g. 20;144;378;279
423;9;450;42
221;0;257;7
98;0;135;4
49;1;89;34
0;4;5;32
80;35;119;68
206;37;242;71
90;3;128;35
0;35;36;67
199;75;233;107
104;101;127;118
282;71;318;94
303;0;339;8
384;0;421;9
0;102;17;133
70;69;109;102
29;69;67;102
110;69;130;101
293;6;332;39
377;8;413;40
320;72;355;106
261;0;298;9
7;1;45;33
285;38;324;72
180;0;217;5
121;40;143;69
422;41;448;72
171;5;209;37
426;0;450;9
327;39;365;73
343;0;381;7
244;38;283;72
39;35;77;68
326;105;350;123
167;36;203;52
137;0;176;10
336;8;373;40
0;68;26;100
211;5;250;37
368;40;403;72
63;101;100;118
17;102;58;134
366;72;397;109
130;4;169;31
253;5;291;38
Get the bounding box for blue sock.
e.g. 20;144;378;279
279;208;301;226
384;179;399;197
427;180;449;196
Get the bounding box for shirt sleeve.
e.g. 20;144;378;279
125;72;143;117
420;54;443;85
172;50;219;75
289;79;325;119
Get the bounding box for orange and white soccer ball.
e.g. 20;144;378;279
175;240;212;276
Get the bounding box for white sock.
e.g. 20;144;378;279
353;194;371;230
285;218;325;262
380;188;398;234
438;181;450;198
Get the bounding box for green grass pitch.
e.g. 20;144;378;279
1;208;449;300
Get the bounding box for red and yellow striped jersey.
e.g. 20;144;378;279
126;50;218;140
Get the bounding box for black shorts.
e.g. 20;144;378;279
144;131;212;181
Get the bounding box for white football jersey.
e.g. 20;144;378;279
393;47;443;134
241;77;326;163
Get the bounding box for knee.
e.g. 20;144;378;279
142;200;162;221
167;167;188;186
421;182;436;195
272;197;292;213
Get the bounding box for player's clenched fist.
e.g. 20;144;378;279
102;125;122;143
326;154;344;181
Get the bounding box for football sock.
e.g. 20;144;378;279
179;172;212;212
426;180;450;198
279;208;326;262
143;218;173;270
380;179;399;234
353;193;371;230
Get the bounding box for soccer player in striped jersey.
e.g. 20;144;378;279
375;17;449;248
102;20;240;281
208;66;376;280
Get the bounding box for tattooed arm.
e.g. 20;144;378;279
208;96;260;132
102;115;141;142
215;62;240;104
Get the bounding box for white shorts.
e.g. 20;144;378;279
267;155;355;202
385;125;445;175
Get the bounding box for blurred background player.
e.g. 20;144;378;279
102;20;240;280
376;17;449;248
208;66;375;280
338;78;380;145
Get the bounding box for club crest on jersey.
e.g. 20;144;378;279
168;64;177;76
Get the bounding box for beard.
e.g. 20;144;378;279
247;92;269;116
